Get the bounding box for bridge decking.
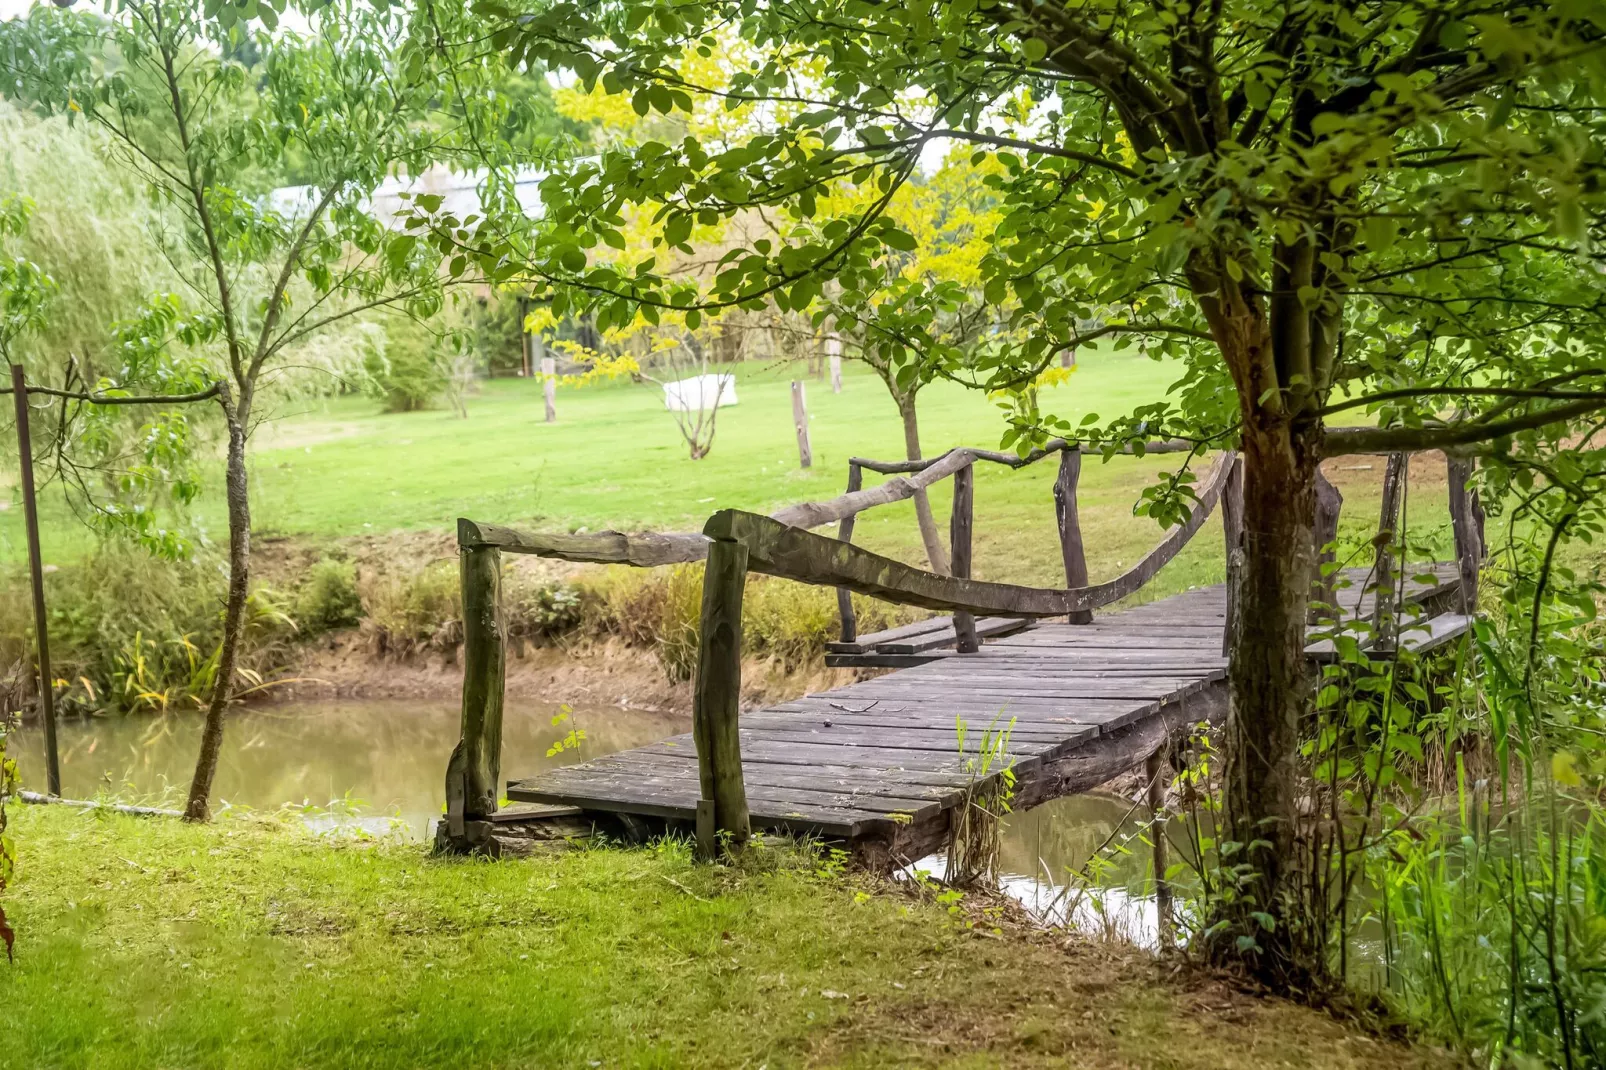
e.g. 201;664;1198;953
507;567;1466;859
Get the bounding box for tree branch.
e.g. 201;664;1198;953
1321;396;1606;456
0;381;223;405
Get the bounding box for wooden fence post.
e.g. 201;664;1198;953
441;534;505;851
1054;448;1093;624
1146;747;1173;949
950;462;979;653
539;332;556;423
835;463;863;644
10;364;60;797
791;381;812;469
825;331;843;394
1309;468;1343;624
1373;452;1406;642
1447;455;1483;614
1221;454;1244;657
694;537;751;856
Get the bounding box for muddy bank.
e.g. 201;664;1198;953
276;630;869;713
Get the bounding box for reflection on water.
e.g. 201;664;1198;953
12;699;686;836
18;702;1175;942
914;790;1181;947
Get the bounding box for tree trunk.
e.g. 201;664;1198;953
895;392;950;575
1220;416;1320;979
184;400;251;821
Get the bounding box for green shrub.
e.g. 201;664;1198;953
505;576;583;640
358;560;462;656
362;319;450;412
294;559;363;634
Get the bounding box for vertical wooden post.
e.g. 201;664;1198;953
1054;448;1092;624
539;338;556;423
950;463;979;653
1220;453;1245;657
1373;452;1406;642
1059;347;1076;369
442;530;505;850
10;364;60;797
693;538;751;855
1447;455;1483;614
791;380;812;469
1309;468;1344;624
826;331;843;394
835;463;863;644
1146;747;1173;949
518;296;531;377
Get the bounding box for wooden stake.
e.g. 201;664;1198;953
1373;453;1406;643
540;346;556;424
835;463;863;644
1309;468;1343;624
1220;454;1244;657
442;536;505;849
825;332;843;394
1053;450;1092;624
950;463;978;653
1447;455;1483;614
9;364;59;798
791;380;812;469
1146;747;1173;949
693;538;750;849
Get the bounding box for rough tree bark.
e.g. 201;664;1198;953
184;390;252;821
894;390;950;576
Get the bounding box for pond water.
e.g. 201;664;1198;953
12;700;1166;935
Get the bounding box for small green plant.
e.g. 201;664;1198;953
545;704;586;758
295;559;363;634
945;714;1017;888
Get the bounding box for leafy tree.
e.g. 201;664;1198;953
441;0;1606;982
0;0;465;820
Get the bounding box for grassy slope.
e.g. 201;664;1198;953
3;350;1451;597
1;805;1450;1070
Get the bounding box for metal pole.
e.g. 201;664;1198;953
9;363;60;796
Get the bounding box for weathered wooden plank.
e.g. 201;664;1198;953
825;613;952;653
517;765;945;817
591;748;982;790
873;617;1034;654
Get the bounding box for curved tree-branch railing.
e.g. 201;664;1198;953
443;437;1245;851
443;437;1482;854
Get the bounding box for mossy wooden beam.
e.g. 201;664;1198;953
693;537;751;856
442;543;506;852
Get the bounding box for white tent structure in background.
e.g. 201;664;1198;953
268;164;547;228
662;374;738;412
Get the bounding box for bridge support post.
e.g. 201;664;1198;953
1146;747;1174;949
1372;453;1407;645
1054;449;1092;624
1220;454;1245;657
694;537;752;857
835;463;863;644
1309;468;1343;624
440;536;506;853
1446;454;1484;614
950;463;979;653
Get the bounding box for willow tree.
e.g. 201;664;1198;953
442;0;1606;979
0;0;469;820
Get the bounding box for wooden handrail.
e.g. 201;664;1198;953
458;519;709;563
849;437;1199;475
706;451;1237;618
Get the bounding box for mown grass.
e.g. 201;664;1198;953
1;804;1452;1070
2;350;1455;598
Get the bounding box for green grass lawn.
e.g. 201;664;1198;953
3;349;1458;598
0;804;1452;1069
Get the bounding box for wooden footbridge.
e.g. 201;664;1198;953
440;442;1483;864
